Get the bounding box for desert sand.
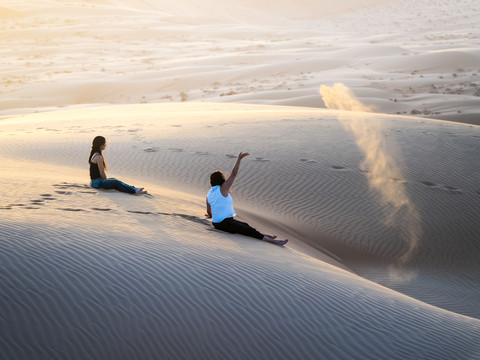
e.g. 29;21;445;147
1;0;480;359
1;0;479;122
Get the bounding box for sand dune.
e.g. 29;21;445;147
2;102;480;315
1;0;479;122
1;104;480;359
2;0;480;358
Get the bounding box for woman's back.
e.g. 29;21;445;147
207;185;235;223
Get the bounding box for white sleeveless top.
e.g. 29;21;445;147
207;185;236;223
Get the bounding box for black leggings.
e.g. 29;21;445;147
213;217;264;240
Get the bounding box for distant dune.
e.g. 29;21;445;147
1;0;479;122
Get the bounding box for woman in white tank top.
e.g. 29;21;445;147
206;152;287;246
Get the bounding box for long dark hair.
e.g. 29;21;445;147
89;136;107;169
210;171;225;187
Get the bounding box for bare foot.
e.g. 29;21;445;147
135;187;147;194
273;239;288;246
262;236;288;246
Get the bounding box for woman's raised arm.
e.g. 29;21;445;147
220;152;249;197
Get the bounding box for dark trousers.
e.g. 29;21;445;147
213;217;264;240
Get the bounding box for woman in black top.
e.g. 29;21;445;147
89;136;146;194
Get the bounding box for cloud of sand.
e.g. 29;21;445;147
319;83;421;280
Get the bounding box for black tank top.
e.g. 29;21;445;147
89;154;102;180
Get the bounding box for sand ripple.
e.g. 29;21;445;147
2;103;480;358
2;220;480;359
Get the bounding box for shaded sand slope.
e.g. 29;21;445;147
1;102;480;322
1;156;480;359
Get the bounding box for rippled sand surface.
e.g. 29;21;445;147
1;103;480;359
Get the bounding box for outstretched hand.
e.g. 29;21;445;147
238;152;250;160
221;151;249;196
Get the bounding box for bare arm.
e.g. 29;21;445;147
206;198;212;218
94;154;107;179
220;152;249;197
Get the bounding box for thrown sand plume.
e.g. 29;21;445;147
319;83;422;277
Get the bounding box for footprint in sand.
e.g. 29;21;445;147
300;159;317;164
421;181;462;194
442;185;462;194
55;191;73;195
169;148;183;152
58;208;84;212
143;147;160;153
91;208;112;212
40;194;57;200
53;183;95;197
0;206;12;210
194;151;209;156
127;210;155;215
331;165;346;170
24;195;57;206
53;182;90;189
253;157;269;162
226;154;236;159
